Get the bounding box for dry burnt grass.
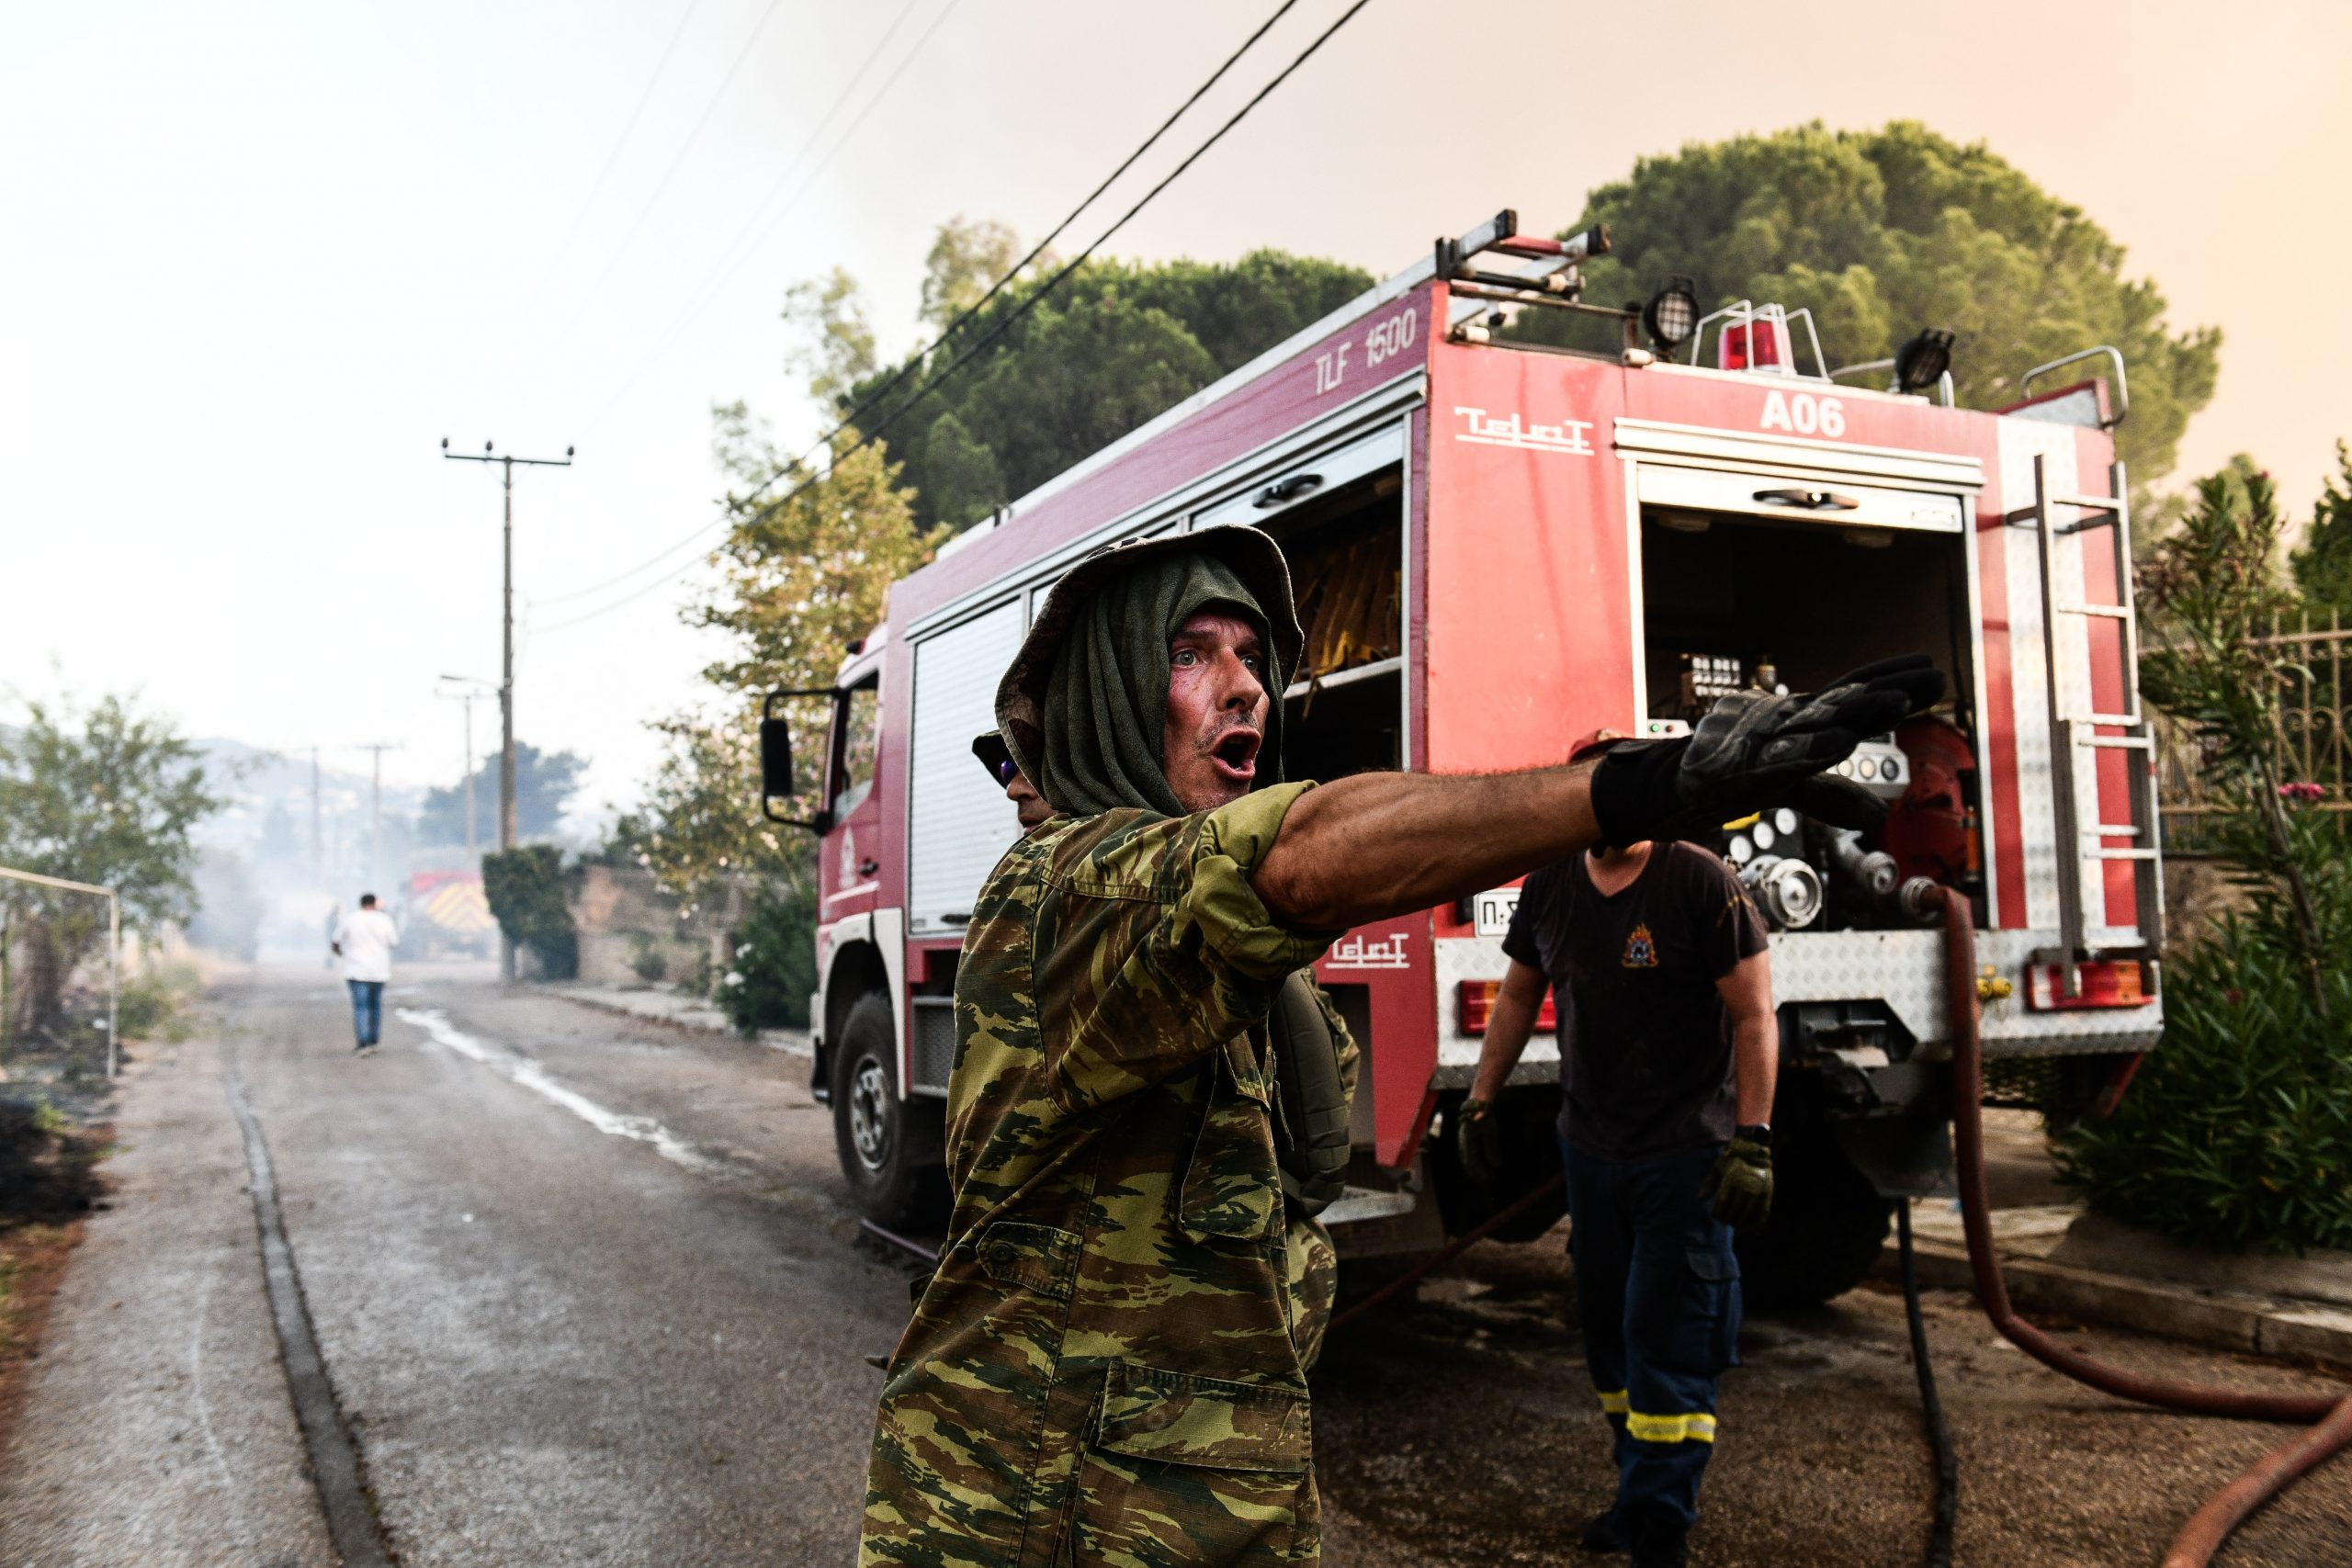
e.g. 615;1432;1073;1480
0;1098;109;1452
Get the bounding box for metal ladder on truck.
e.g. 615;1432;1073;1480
2010;452;2165;997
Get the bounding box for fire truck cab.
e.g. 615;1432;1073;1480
762;211;2163;1307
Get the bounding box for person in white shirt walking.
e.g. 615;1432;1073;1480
331;893;400;1055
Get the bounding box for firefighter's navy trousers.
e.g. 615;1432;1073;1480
1561;1136;1742;1527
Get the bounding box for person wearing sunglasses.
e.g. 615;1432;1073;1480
971;728;1054;832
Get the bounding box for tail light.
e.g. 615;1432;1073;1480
2025;959;2148;1010
1458;980;1558;1035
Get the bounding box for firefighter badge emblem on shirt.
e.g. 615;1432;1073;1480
1622;922;1658;968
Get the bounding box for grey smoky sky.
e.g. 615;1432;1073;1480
5;0;2345;813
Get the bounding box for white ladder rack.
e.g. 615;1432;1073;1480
2006;454;2165;997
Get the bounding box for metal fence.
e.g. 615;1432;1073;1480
0;866;119;1077
2154;611;2352;851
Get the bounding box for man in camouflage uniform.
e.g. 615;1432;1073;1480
861;525;1940;1566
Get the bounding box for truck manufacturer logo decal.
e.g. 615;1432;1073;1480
1452;405;1596;457
1324;932;1412;971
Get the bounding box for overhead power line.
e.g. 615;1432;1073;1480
564;0;792;322
534;0;711;292
535;0;1374;634
569;0;1281;448
530;0;1350;632
561;0;949;451
729;0;1376;513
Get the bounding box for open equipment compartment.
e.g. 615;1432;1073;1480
1634;478;1985;934
1638;502;1975;726
1260;460;1406;785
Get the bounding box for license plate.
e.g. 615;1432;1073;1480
1473;887;1519;938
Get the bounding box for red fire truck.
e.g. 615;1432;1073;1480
760;211;2163;1306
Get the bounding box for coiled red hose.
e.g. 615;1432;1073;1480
1939;886;2352;1562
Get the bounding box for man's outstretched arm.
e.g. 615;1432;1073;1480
1250;656;1944;931
1251;764;1602;931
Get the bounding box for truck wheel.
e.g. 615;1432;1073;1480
831;992;947;1231
1734;1129;1891;1311
1429;1089;1568;1245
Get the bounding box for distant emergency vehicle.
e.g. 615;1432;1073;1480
760;210;2162;1305
402;868;496;959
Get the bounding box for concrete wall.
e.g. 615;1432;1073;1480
566;865;749;989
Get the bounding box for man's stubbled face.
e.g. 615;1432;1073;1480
1162;609;1270;814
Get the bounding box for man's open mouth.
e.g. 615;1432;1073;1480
1210;728;1261;783
1213;733;1270;784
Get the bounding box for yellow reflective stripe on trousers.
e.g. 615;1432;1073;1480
1626;1409;1717;1444
1597;1389;1630;1415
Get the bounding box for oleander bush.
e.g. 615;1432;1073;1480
2054;464;2352;1252
2054;852;2352;1251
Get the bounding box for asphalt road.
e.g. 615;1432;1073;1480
4;965;2347;1565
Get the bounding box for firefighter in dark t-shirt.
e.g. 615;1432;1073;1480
1459;731;1776;1568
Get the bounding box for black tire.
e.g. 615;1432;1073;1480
1735;1104;1892;1311
831;992;947;1230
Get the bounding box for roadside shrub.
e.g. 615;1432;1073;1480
2054;463;2352;1251
480;846;579;980
115;962;201;1043
628;931;667;984
716;886;815;1034
2054;852;2352;1251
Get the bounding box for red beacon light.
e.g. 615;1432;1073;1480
1691;299;1829;379
1717;305;1795;373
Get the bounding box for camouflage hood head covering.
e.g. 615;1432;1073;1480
995;525;1303;819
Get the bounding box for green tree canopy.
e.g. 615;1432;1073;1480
0;692;222;1038
919;214;1025;332
416;741;589;847
1515;121;2219;498
825;234;1372;532
779;266;878;406
616;413;946;902
2290;444;2352;623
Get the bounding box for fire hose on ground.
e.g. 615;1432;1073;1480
1938;885;2352;1567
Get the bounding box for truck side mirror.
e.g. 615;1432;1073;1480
760;687;839;830
759;714;794;803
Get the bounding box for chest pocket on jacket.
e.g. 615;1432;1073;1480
1178;1032;1281;1243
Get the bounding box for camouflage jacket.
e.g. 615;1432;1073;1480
860;782;1355;1568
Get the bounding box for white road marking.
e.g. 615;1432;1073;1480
397;1007;726;1178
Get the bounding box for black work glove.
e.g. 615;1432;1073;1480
1589;656;1945;843
1454;1098;1505;1188
1700;1128;1773;1231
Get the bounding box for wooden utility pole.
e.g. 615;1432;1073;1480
436;677;495;859
441;440;572;978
